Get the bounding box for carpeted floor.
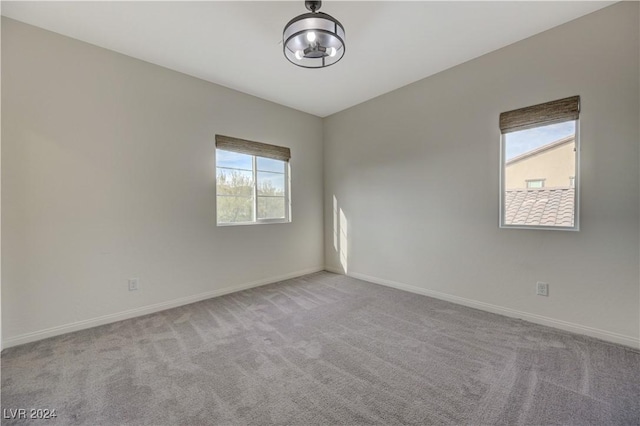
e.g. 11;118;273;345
2;271;639;425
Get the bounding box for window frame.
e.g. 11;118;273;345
216;149;291;227
525;179;546;189
499;120;580;232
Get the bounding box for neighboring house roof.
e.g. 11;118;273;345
505;187;574;227
506;135;575;166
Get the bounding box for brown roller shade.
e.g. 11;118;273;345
215;135;291;162
499;96;580;134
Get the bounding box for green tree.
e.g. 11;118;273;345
257;177;286;219
216;170;254;223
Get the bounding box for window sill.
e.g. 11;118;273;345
499;224;579;232
217;219;291;227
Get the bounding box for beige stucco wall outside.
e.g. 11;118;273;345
505;139;575;189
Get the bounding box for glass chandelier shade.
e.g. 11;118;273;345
283;5;345;68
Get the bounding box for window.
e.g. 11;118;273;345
526;179;545;189
215;135;291;225
499;96;580;230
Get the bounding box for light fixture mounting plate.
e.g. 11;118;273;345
305;1;321;13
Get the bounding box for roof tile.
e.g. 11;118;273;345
504;188;575;227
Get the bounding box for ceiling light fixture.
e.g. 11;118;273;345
283;1;345;68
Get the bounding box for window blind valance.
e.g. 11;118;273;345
499;96;580;134
215;135;291;162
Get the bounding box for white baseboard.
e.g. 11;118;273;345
2;266;325;350
339;270;640;349
6;266;638;350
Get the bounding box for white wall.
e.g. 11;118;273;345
0;12;3;351
324;2;640;347
1;18;324;347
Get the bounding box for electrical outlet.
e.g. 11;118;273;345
536;282;548;297
128;278;139;291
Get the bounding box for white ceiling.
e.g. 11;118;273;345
2;1;613;117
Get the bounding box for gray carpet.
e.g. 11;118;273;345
2;271;639;425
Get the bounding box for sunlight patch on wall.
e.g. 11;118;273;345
333;195;338;251
339;207;348;273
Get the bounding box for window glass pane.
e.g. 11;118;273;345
215;145;290;225
257;157;285;173
217;196;254;223
257;171;285;196
258;196;285;219
216;168;253;196
216;149;252;171
503;120;576;228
